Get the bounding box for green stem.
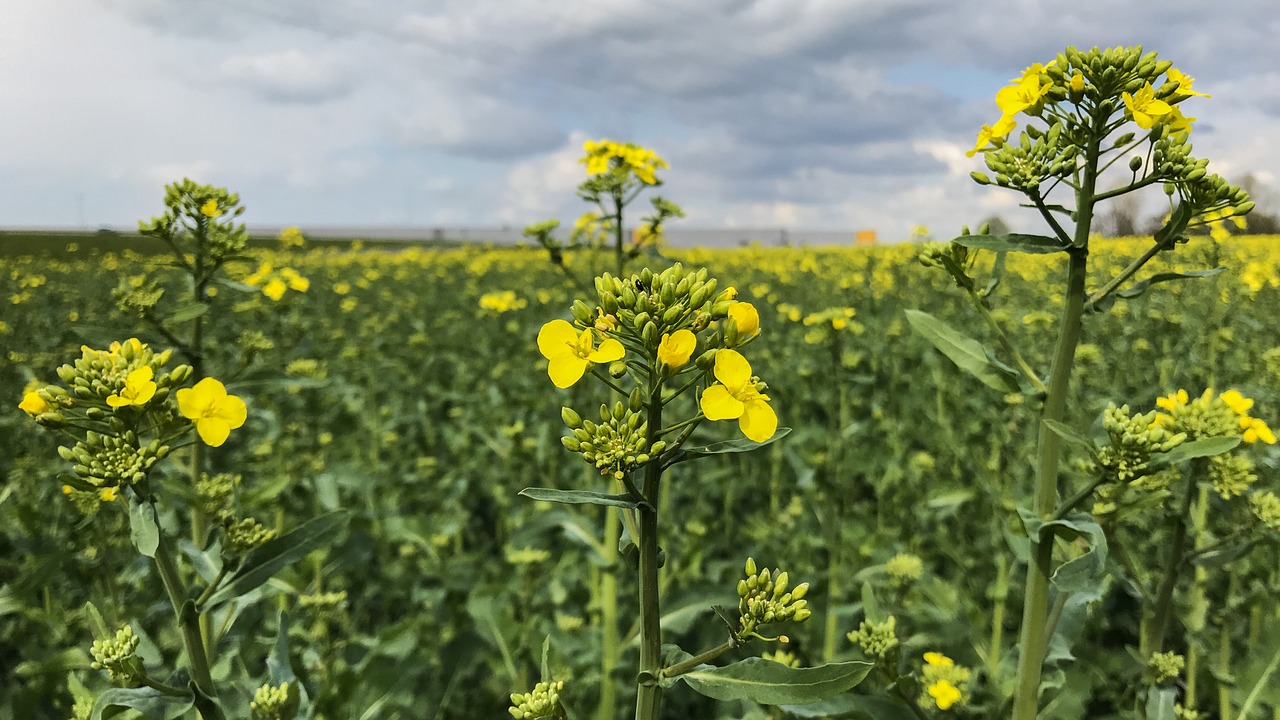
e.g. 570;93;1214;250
1218;572;1237;720
141;676;192;697
1010;241;1090;720
662;639;735;679
634;389;664;720
613;191;626;278
988;554;1009;679
1144;463;1200;657
598;505;620;720
153;529;223;719
1083;238;1169;312
968;288;1046;395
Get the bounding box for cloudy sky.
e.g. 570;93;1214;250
2;1;1278;240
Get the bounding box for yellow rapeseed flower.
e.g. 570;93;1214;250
176;378;248;447
700;349;776;442
995;74;1051;117
657;329;696;369
537;319;625;389
1122;83;1172;129
966;115;1017;158
98;487;119;502
1165;68;1209;99
1240;416;1276;444
19;390;50;416
106;366;157;408
728;301;760;340
924;652;954;667
928;680;962;710
200;200;222;218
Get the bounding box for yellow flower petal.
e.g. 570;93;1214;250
548;354;590;389
19;390;49;416
739;398;777;442
701;385;745;420
728;302;760;339
212;393;248;428
924;652;953;667
537;320;580;360
929;680;962;710
657;329;697;368
713;349;753;387
587;337;625;364
197;417;233;447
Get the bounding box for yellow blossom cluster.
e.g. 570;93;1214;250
581;139;669;185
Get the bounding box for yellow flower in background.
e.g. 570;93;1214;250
537;319;625;389
177;378;247;447
657;329;697;369
106;366;157;408
19;389;50;416
278;226;305;248
98;487;119;502
700;349;776;442
1165;68;1209;99
200;199;222;218
1241;416;1276;444
479;290;528;313
728;301;760;340
928;680;962;710
924;652;954;667
1122;83;1172;129
244;262;309;301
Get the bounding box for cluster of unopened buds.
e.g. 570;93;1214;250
736;557;811;642
560;394;665;480
90;625;145;686
508;680;567;720
1097;403;1187;481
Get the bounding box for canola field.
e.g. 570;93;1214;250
2;233;1278;719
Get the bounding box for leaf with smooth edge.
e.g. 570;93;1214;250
129;501;159;558
90;687;193;720
781;694;919;719
1150;436;1240;469
904;310;1020;393
205;511;349;608
518;488;648;510
1116;267;1225;300
682;427;792;455
679;658;873;705
1018;510;1108;597
951;233;1066;254
167;302;209;324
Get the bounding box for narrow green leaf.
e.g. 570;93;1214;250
205;511;349;608
1150;436;1241;469
90;687;194;720
861;582;884;624
1117;267;1225;300
518;487;649;510
904;309;1020;393
679;658;873;705
1042;419;1097;453
682;427;792;455
950;233;1066;254
129;501;159;558
166;302;209;324
266;611;306;719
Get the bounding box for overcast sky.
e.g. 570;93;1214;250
2;1;1278;240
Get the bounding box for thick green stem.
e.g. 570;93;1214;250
597;506;620;720
988;555;1009;678
634;392;663;720
1010;243;1089;720
613;191;626;278
153;529;223;719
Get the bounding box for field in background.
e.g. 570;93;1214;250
1;236;1277;718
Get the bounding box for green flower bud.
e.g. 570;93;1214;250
608;361;628;378
561;406;583;429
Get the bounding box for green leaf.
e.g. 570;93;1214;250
90;687;194;720
1116;267;1225;301
681;427;792;455
1018;511;1108;598
267;611;306;720
678;658;873;705
904;309;1020;393
1145;687;1177;720
861;582;884;624
129;501;159;558
950;233;1066;254
518;488;649;510
166;302;209;324
781;694;919;719
1149;436;1241;469
1043;419;1097;454
205;511;349;608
